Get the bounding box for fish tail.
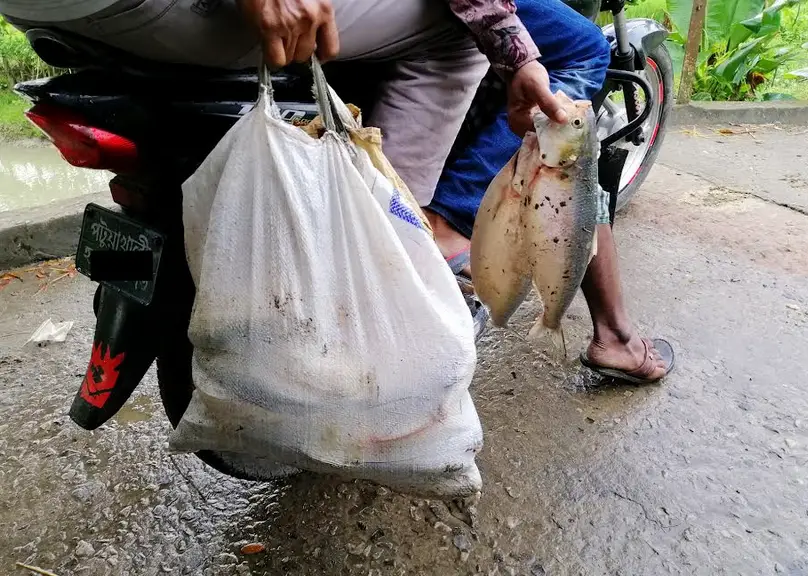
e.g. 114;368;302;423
527;319;567;361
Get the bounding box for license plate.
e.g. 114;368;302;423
75;203;165;306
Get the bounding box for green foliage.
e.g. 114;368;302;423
0;18;57;89
0;17;54;139
784;66;808;78
665;0;808;100
769;11;808;97
0;90;41;139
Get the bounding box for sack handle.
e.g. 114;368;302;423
259;56;347;137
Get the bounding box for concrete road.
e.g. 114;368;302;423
1;125;807;576
658;124;808;213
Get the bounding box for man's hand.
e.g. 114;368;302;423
507;60;568;136
238;0;339;68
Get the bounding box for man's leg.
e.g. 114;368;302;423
365;49;489;207
581;225;667;379
331;0;490;206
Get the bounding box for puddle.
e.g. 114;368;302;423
113;394;155;425
0;143;112;212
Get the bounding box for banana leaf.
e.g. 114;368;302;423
727;0;802;50
784;68;808;80
740;0;804;34
707;0;765;47
665;0;695;36
666;39;685;76
756;58;782;72
714;36;767;82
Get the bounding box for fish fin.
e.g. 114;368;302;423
532;110;549;126
528;321;567;362
590;227;599;261
555;90;574;104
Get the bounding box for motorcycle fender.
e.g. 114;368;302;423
69;285;159;430
601;18;669;68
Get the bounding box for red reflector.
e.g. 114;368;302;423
25;103;138;172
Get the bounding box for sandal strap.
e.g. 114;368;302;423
446;249;471;276
624;338;658;380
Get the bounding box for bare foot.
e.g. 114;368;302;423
585;330;669;382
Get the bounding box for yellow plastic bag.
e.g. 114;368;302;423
301;103;433;237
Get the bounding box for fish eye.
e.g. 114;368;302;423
571;118;583;129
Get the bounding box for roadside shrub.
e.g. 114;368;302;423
665;0;808;100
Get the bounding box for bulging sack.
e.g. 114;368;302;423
171;60;482;498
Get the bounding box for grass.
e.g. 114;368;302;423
0;90;39;140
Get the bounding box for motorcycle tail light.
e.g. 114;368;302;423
25;103;138;172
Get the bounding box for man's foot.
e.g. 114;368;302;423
581;332;674;384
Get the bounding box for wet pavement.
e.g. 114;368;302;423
1;125;808;575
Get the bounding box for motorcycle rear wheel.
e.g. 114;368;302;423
598;43;673;213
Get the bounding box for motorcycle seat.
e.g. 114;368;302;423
18;28;316;108
25;27;253;80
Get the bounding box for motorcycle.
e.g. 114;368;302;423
12;0;671;479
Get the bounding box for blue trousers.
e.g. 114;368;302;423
427;0;611;238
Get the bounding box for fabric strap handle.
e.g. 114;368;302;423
259;56;347;137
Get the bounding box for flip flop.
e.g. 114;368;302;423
446;249;489;341
580;338;675;384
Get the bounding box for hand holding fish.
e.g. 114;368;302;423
507;61;569;136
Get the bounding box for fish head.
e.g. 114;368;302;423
533;93;595;169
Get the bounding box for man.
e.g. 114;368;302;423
427;0;675;382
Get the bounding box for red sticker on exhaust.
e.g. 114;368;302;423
79;342;125;409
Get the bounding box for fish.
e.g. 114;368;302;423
470;138;533;327
470;91;599;357
523;93;599;356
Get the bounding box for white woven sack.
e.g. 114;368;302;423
170;60;482;498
